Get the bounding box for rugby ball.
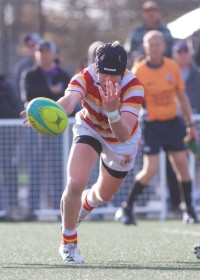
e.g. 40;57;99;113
26;97;68;136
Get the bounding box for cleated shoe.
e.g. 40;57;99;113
59;243;85;264
182;207;199;224
114;203;137;225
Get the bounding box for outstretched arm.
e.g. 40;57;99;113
57;90;82;116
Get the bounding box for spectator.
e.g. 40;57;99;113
73;41;106;117
12;33;41;111
20;39;71;219
124;1;174;67
191;30;200;67
87;41;105;65
21;39;71;105
0;74;19;219
76;56;88;73
172;40;200;114
115;30;198;225
173;39;200;199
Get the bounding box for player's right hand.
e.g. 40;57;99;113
20;110;32;127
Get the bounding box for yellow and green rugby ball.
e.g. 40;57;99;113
26;97;68;136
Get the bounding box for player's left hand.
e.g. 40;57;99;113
186;125;198;142
99;81;120;112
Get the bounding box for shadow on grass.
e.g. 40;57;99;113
2;261;200;271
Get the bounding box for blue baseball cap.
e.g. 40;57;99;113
35;39;57;54
24;33;41;43
173;41;189;53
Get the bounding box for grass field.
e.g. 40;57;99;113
0;220;200;280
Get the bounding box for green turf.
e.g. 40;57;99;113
0;220;200;280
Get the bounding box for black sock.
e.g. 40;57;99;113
126;181;147;209
182;181;192;210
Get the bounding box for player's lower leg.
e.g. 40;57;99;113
115;181;146;225
77;188;105;226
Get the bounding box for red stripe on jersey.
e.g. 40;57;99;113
83;102;108;123
125;96;144;104
102;121;139;143
81;114;112;134
122;77;142;93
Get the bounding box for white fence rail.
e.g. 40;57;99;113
0;115;200;221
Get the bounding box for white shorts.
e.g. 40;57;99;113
72;121;141;172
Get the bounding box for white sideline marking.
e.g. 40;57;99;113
160;228;200;237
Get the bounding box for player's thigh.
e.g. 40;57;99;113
67;143;99;187
94;163;126;202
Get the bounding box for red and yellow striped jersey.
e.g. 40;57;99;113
66;64;144;144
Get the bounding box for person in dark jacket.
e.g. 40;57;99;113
0;75;19;218
21;39;71;107
124;1;174;68
20;39;71;218
12;33;41;111
0;76;19;118
173;40;200;114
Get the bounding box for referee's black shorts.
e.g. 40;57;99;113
142;117;187;155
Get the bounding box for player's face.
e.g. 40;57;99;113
97;73;121;92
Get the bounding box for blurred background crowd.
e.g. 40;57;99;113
0;0;200;78
0;0;200;113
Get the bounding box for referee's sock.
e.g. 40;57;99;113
125;180;147;209
182;180;193;210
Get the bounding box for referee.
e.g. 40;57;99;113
117;30;198;225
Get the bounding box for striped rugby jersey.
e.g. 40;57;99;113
66;64;144;144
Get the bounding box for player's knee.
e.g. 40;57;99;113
65;177;85;196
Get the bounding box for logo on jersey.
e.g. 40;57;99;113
120;155;133;167
166;73;173;84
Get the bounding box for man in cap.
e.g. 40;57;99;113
12;33;41;111
21;39;70;104
173;40;200;159
125;1;174;67
20;39;71;220
173;40;200;115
